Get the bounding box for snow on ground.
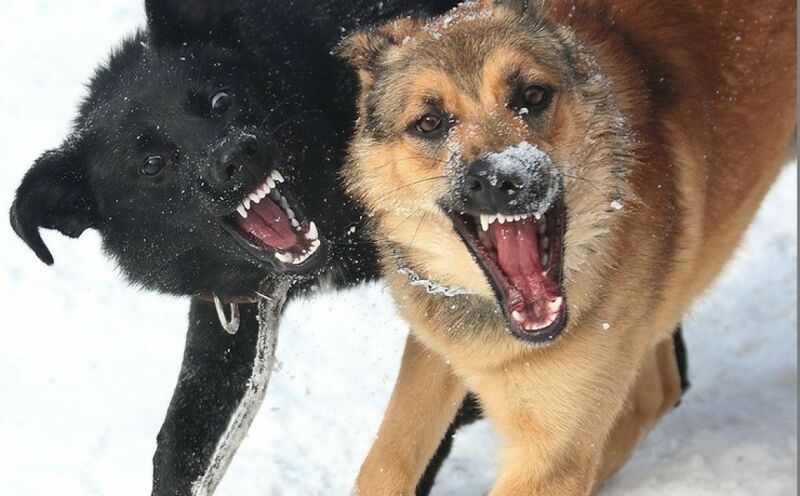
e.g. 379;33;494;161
0;1;796;495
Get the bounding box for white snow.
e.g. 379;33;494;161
0;1;796;495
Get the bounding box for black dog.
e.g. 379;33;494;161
9;0;482;494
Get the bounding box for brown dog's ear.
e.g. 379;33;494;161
337;17;424;79
494;0;550;18
9;135;98;265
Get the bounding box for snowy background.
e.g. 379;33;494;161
0;1;796;495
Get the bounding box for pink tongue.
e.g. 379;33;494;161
488;219;557;321
236;197;299;251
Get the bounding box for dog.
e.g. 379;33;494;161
340;0;795;493
8;0;473;494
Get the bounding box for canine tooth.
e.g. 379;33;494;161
480;215;490;231
243;197;251;210
311;239;321;249
275;251;294;264
512;310;525;322
236;205;248;218
540;253;549;267
307;221;319;240
266;177;276;189
271;170;285;183
548;297;563;313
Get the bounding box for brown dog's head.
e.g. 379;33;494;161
340;0;633;344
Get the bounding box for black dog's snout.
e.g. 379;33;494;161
464;159;529;211
210;134;263;185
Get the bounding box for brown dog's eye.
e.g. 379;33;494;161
513;85;553;115
140;155;165;176
417;114;443;133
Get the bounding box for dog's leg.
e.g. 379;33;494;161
416;393;483;496
595;327;685;484
152;297;273;496
478;334;676;496
355;334;468;496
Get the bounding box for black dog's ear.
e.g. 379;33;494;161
146;0;242;49
9;136;97;266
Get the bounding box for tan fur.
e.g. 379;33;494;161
342;0;796;494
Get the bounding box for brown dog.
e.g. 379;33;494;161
339;0;796;494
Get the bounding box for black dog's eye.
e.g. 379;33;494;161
411;112;450;139
513;85;553;115
211;91;232;115
140;155;165;176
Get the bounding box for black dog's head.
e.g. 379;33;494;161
10;0;334;300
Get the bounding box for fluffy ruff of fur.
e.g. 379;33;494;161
341;0;796;494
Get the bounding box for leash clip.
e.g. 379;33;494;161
213;295;241;335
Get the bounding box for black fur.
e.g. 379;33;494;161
10;0;471;494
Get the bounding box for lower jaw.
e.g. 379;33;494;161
504;305;568;344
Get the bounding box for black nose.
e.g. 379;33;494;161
464;159;528;211
210;134;261;185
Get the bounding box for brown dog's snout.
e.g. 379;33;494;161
464;159;529;212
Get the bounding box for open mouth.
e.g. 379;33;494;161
450;199;567;343
221;169;324;268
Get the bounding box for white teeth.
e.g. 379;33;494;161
548;297;563;313
275;251;294;263
285;208;295;220
249;192;261;203
266;177;276;189
236;205;248;218
243;197;251;210
280;197;290;210
540;236;549;250
512;310;526;323
480;215;490;231
540;253;549;267
271;170;285;183
291;218;300;229
307;221;319;240
533;211;542;221
275;238;322;266
258;185;270;198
